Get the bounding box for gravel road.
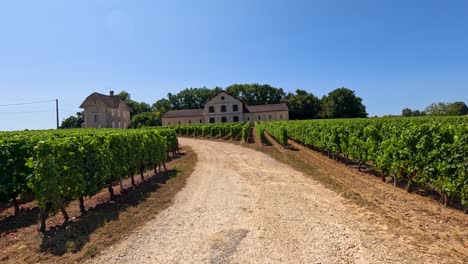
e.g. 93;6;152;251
90;138;446;264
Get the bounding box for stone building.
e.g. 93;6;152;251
80;91;131;128
161;90;289;126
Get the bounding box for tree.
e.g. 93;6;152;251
118;90;152;118
320;87;367;118
152;98;171;113
425;101;468;116
130;112;162;128
402;108;426;117
60;112;84;129
226;83;285;105
447;101;468;115
425;102;449;116
167;87;222;110
285;89;321;119
118;90;131;102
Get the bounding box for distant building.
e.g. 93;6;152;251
161;90;289;126
80;91;130;128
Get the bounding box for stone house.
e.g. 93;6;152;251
161;90;289;126
80;91;131;128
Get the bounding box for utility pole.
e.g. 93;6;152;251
56;99;59;129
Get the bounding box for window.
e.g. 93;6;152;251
189;120;191;124
221;116;227;123
258;116;261;120
233;104;238;112
233;116;239;122
178;121;181;124
200;119;203;123
280;114;283;119
221;96;225;100
209;106;215;113
269;115;272;119
94;114;98;122
209;118;215;123
247;117;250;121
221;105;226;112
168;122;171;125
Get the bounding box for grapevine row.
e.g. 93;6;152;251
174;122;251;142
0;128;178;231
256;116;468;212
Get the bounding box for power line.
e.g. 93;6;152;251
0;110;55;114
0;99;56;107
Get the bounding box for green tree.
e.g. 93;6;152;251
447;101;468;115
118;90;152;118
130;112;162;128
402;108;426;117
167;87;222;110
118;90;131;102
60;112;84;129
285;89;321;119
425;101;468;116
320;87;367;118
226;83;285;105
152;98;171;113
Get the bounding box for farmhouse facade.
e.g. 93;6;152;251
161;90;289;126
79;91;131;128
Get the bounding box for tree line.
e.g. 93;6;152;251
60;84;467;128
402;101;468;117
61;84;368;128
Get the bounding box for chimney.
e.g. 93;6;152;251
110;91;114;96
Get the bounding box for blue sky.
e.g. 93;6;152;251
0;0;467;130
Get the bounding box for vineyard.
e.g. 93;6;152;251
0;128;178;231
255;116;468;212
173;122;251;142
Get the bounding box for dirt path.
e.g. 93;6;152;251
89;138;453;264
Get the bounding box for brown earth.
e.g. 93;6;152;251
90;137;467;264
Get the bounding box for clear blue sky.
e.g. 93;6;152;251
0;0;467;131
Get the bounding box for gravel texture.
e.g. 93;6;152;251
89;138;447;264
